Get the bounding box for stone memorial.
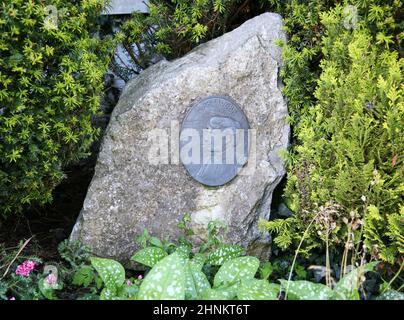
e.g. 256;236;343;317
70;13;290;264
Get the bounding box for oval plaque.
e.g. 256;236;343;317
180;95;250;186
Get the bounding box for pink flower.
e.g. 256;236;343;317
45;273;57;285
9;297;15;300
24;260;36;269
15;260;37;277
126;280;133;286
137;275;143;280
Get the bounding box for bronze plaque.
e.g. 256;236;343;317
180;95;249;186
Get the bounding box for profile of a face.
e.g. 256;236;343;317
203;116;241;154
180;95;250;186
209;116;239;129
198;116;241;175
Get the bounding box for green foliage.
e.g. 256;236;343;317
4;272;42;300
213;256;259;288
260;217;293;249
184;260;211;299
89;257;132;300
261;0;403;265
280;262;379;300
77;218;272;300
38;275;62;300
377;290;404;300
111;0;266;80
268;0;334;127
0;224;391;300
207;244;244;265
237;279;280;300
131;247;168;267
333;261;379;299
138;251;187;300
90;257;125;289
0;257;44;300
134;251;265;300
58;240;92;268
259;256;309;282
0;281;7;300
280;280;335;300
72;261;139;300
258;261;273;280
72;265;99;288
0;0;114;215
84;227;382;300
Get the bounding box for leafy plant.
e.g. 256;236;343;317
72;265;101;288
0;222;391;300
110;0;269;80
0;0;114;215
280;262;379;300
0;257;43;300
86;229;383;300
260;0;403;265
92;248;273;300
377;290;404;300
79;217;382;300
58;240;92;269
89;257;130;300
131;247;168;268
138;251;187;300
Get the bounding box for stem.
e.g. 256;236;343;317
122;41;144;70
284;212;320;300
353;223;364;264
382;260;404;294
228;0;250;26
1;237;33;280
340;223;352;278
325;231;331;288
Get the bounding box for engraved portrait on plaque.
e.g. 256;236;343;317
180;95;250;186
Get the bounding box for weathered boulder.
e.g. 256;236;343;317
70;13;290;264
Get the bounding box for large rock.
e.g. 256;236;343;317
70;13;290;263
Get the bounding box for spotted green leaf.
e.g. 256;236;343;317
377;290;404;300
201;283;239;300
175;244;191;258
334;262;378;300
189;253;206;270
100;283;139;300
138;252;187;300
237;279;280;300
131;247;168;267
207;245;244;266
90;257;125;289
214;256;260;288
185;262;211;300
100;287;118;300
280;280;334;300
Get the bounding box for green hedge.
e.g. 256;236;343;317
261;0;403;264
111;0;260;80
0;0;113;215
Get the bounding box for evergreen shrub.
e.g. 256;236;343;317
0;0;114;214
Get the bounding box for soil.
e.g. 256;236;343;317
0;158;96;260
